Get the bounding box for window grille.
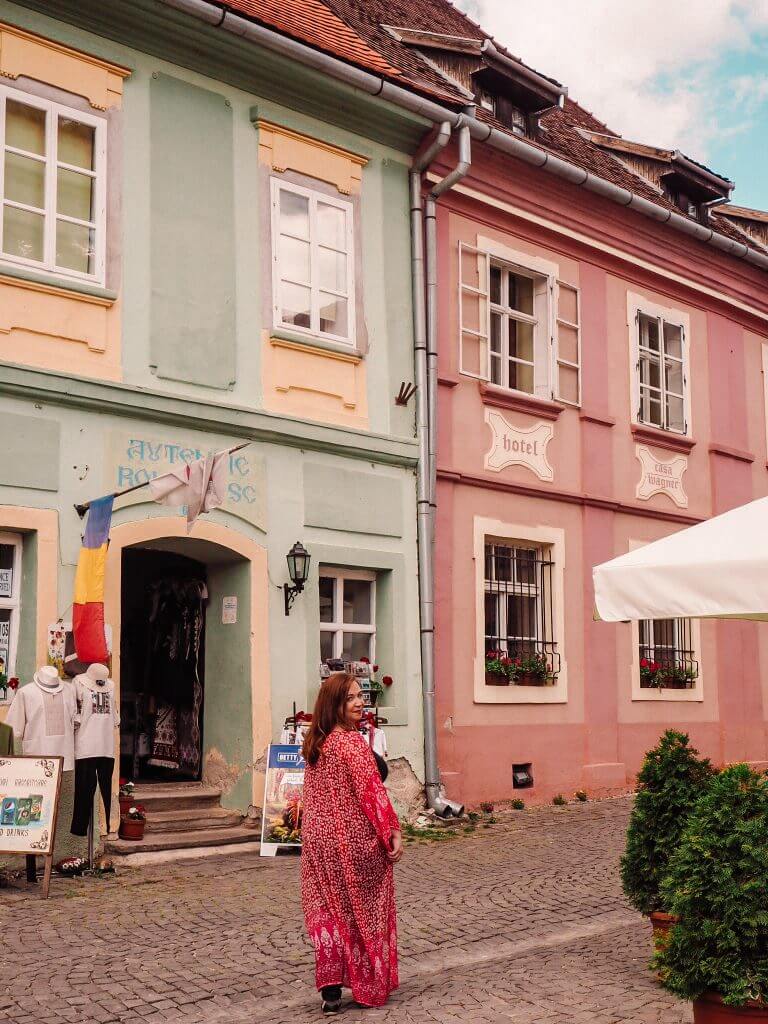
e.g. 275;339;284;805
639;618;698;689
484;542;560;684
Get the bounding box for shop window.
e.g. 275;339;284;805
459;242;580;404
483;541;559;685
271;178;355;346
635;310;688;433
0;84;106;283
638;617;698;690
319;568;376;662
0;532;22;683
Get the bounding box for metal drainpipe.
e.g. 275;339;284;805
411;124;465;817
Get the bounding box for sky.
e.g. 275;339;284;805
455;0;768;210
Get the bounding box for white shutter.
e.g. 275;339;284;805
554;280;581;406
458;242;490;381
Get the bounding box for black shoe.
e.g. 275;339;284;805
321;998;342;1014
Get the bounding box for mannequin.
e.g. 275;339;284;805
5;665;77;770
71;663;119;837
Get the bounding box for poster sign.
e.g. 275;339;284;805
635;445;688;508
484;409;554;481
222;596;237;625
0;567;11;598
0;618;9;676
0;756;62;855
260;744;305;857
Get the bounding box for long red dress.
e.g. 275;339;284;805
301;729;400;1007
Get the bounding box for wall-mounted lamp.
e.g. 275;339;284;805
284;541;311;616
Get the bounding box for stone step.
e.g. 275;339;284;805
144;807;244;834
130;784;222;812
104;825;260;856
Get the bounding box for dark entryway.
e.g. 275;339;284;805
120;547;208;783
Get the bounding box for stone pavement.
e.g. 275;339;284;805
0;796;691;1023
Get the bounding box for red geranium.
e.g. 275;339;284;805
640;658;649;668
382;676;393;687
8;677;19;691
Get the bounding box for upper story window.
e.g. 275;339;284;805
271;179;355;347
319;568;375;662
459;241;581;405
0;85;106;283
636;311;687;433
639;617;698;691
0;533;21;687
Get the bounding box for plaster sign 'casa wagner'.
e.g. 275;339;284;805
484;409;555;482
635;444;689;509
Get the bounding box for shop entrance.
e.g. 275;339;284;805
119;547;208;783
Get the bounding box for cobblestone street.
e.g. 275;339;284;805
0;797;690;1024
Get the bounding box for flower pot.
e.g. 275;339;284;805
118;796;133;816
485;671;509;686
649;911;678;953
693;993;768;1022
119;817;146;841
514;672;547;686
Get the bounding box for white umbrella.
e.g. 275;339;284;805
593;494;768;622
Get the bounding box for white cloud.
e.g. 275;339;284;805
454;0;768;162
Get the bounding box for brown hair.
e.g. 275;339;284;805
302;672;357;765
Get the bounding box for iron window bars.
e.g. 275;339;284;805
639;617;698;689
484;542;560;684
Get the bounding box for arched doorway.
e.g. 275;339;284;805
104;517;271;811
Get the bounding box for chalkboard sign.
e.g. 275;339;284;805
0;755;63;897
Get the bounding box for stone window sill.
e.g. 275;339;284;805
478;382;564;421
270;326;363;361
631;423;695;455
0;261;117;304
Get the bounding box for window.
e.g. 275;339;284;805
319;569;375;662
0;533;21;686
459;242;581;404
636;311;687;433
0;85;106;282
271;179;355;346
638;618;698;690
483;541;559;683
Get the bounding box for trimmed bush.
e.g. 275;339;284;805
621;729;713;915
552;794;567;806
656;763;768;1007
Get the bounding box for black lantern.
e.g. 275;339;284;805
284;541;311;616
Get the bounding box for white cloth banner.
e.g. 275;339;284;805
148;452;228;530
593;494;768;622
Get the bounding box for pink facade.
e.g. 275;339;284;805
432;143;768;807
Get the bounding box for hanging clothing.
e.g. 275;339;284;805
74;676;119;760
5;675;77;770
301;730;400;1008
71;756;114;836
148;702;179;768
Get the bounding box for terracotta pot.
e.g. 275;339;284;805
119;817;146;841
118;796;133;816
649;910;678;952
514;672;547;686
485;671;509;686
693;993;768;1022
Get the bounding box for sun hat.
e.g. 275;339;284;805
33;665;63;691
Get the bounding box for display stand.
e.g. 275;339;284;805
87;805;95;870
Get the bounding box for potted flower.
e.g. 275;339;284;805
641;659;698;690
118;779;135;817
513;652;553;686
621;730;713;952
0;672;7;701
119;804;146;841
656;763;768;1021
485;650;511;686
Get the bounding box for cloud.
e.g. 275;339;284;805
453;0;768;161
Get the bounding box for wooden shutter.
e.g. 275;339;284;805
458;242;490;380
554;280;581;406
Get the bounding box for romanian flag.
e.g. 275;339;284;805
73;495;114;664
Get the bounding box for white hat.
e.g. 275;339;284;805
86;663;109;682
33;665;62;691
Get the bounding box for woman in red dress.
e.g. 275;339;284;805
301;672;402;1014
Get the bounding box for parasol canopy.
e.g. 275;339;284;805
593;495;768;623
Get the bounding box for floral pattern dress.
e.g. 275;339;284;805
301;729;400;1007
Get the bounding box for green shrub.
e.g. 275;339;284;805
575;790;588;802
620;730;713;915
511;799;525;810
656;764;768;1007
552;794;567;806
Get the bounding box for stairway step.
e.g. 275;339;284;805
105;825;260;856
145;807;244;834
131;785;222;812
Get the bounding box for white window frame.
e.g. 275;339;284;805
0;531;22;691
473;517;567;705
319;567;376;661
458;237;580;405
627;292;691;437
488;263;544;394
0;84;107;285
270;178;355;347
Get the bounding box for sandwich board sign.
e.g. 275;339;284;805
260;744;305;857
0;755;63;898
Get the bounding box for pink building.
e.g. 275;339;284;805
416;25;768;805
